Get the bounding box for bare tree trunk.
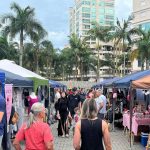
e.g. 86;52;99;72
114;44;118;76
141;60;144;71
80;61;83;81
46;58;49;78
123;39;126;76
75;65;78;80
62;66;65;81
19;30;24;66
49;62;52;79
146;59;149;70
97;48;100;82
36;49;39;74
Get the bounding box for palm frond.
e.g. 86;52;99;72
10;2;22;15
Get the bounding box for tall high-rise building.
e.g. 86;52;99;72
132;0;150;72
69;0;115;81
70;0;115;38
132;0;150;30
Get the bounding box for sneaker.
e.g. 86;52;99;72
65;134;69;137
61;135;65;138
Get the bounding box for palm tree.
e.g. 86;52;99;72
57;47;75;80
23;42;36;71
1;2;46;66
113;18;137;75
24;31;46;73
0;36;19;61
41;40;55;78
88;22;113;80
131;29;150;70
69;34;83;80
79;42;91;80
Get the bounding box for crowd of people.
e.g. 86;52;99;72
0;86;112;150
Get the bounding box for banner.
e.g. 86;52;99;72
5;84;13;123
0;72;5;97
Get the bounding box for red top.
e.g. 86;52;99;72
16;122;54;150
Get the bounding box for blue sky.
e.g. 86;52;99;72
0;0;132;49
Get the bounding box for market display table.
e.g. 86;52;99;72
123;113;150;136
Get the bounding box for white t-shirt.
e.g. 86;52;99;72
95;95;107;114
54;92;61;102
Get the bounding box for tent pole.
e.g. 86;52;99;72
112;86;115;132
129;85;133;149
48;85;51;124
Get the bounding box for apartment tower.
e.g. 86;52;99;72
70;0;115;38
132;0;150;71
69;0;115;80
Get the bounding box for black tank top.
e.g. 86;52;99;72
81;119;104;150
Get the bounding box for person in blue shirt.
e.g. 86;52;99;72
0;93;6;148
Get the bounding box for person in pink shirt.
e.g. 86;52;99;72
28;92;39;114
13;102;54;150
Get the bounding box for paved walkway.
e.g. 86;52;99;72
12;123;145;150
51;123;145;150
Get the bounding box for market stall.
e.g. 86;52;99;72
0;70;34;149
0;60;49;125
49;80;67;89
0;69;33;88
131;75;150;149
0;59;48;92
113;70;150;88
92;77;117;89
106;70;150;149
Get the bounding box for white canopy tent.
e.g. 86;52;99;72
0;59;46;79
0;59;48;92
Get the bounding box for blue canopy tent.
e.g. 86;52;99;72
0;69;33;87
92;77;117;89
49;80;67;89
103;77;121;87
111;70;150;149
113;70;150;88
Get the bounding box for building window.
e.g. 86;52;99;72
92;0;96;5
82;1;91;5
99;15;105;20
82;30;88;35
99;20;105;25
99;8;105;14
82;19;90;23
139;22;150;31
105;2;114;7
83;25;90;29
91;7;96;13
82;7;90;13
82;13;90;18
91;12;96;18
99;1;105;7
106;21;114;25
105;15;114;20
105;8;114;15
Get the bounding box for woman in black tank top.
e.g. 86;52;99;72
73;99;112;150
81;118;104;150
